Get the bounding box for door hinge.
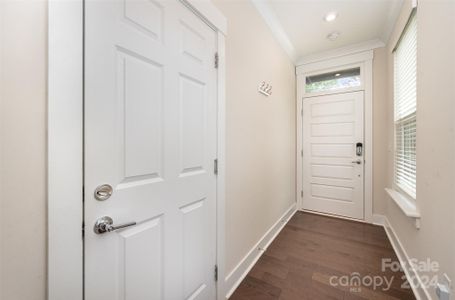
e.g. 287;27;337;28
301;190;303;198
301;150;303;157
214;265;218;282
214;52;219;69
82;222;85;238
214;159;218;175
301;109;303;116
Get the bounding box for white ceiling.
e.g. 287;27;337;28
252;0;403;63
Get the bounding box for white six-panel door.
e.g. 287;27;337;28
84;0;218;299
302;91;364;219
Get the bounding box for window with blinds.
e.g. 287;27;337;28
393;11;417;199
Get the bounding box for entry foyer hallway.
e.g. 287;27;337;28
230;212;415;300
1;0;454;299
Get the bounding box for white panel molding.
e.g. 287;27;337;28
48;0;226;299
297;39;384;66
224;204;297;299
249;0;298;63
377;215;432;300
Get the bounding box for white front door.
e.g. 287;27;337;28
84;0;218;299
302;91;364;219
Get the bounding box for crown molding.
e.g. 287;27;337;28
381;0;404;45
297;39;385;66
249;0;404;66
249;0;298;63
388;0;417;53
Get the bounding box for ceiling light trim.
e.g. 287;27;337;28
324;12;338;22
250;0;298;63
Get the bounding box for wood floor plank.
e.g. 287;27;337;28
229;212;416;300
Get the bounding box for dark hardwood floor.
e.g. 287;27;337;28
229;211;415;300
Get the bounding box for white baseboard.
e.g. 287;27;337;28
223;203;297;299
378;215;432;300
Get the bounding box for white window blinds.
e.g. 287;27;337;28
393;12;417;199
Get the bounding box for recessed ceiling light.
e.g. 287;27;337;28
335;73;341;77
327;31;341;41
324;12;338;22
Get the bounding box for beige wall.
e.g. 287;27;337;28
372;47;388;215
384;0;455;298
0;1;48;300
213;0;296;275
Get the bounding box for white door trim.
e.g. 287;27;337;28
47;1;227;299
296;50;374;223
48;2;83;299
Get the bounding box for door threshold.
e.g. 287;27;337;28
299;209;372;225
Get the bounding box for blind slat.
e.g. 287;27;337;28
393;12;417;199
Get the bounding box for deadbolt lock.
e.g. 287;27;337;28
94;184;113;201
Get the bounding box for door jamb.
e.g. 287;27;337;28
295;51;374;223
47;2;227;299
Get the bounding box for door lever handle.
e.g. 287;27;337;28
351;159;362;165
94;216;136;234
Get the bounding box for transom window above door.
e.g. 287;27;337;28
305;67;361;94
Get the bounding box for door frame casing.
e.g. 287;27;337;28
296;50;374;223
47;1;227;299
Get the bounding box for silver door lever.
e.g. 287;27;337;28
93;216;136;234
351;159;362;165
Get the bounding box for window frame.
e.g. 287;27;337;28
302;63;365;98
393;9;417;201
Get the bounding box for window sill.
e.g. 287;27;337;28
385;188;421;229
